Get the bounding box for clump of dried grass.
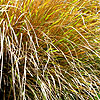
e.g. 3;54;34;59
0;0;100;99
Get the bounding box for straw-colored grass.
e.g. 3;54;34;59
0;0;100;99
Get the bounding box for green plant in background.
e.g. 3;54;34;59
0;0;100;99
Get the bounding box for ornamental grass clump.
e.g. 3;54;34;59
0;0;100;99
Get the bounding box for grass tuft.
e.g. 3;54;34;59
0;0;100;99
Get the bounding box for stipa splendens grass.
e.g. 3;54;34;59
0;0;100;100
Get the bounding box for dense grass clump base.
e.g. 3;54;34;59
0;0;100;99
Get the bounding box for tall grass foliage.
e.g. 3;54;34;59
0;0;100;99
